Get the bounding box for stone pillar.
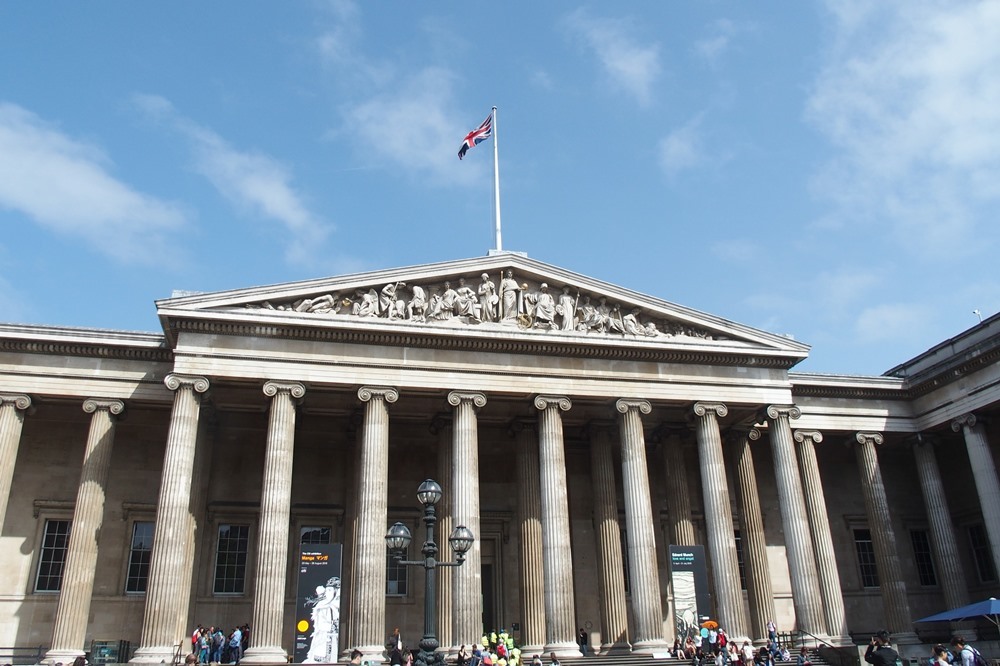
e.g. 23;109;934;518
44;398;124;663
728;427;774;644
449;391;486;647
793;430;849;644
352;386;398;660
952;413;1000;580
912;436;971;617
662;432;696;547
433;416;454;654
616;400;669;652
132;375;210;664
587;422;629;654
533;395;581;657
514;419;545;655
692;402;748;640
764;405;825;638
340;412;364;659
243;382;306;664
853;432;917;643
0;393;31;530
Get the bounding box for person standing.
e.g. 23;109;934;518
951;636;984;666
864;631;898;666
228;626;242;664
577;628;589;656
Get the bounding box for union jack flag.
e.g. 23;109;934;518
458;112;493;160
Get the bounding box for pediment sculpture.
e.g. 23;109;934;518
244;269;722;341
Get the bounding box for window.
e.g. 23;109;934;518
125;521;155;593
910;529;937;586
36;519;71;592
386;545;409;596
300;526;332;545
854;528;879;588
620;527;631;595
969;524;997;583
213;524;250;594
735;530;747;591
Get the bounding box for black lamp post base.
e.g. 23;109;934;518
415;640;443;666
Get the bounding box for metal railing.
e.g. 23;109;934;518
0;645;46;665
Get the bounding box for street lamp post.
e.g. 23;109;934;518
386;479;475;666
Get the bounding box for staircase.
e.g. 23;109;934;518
549;648;838;666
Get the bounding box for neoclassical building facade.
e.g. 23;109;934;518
1;254;998;663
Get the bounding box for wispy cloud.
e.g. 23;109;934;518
0;101;188;264
807;0;1000;256
659;117;708;176
694;19;749;64
854;302;931;343
133;94;331;266
561;9;661;107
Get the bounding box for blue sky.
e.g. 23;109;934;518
2;1;999;375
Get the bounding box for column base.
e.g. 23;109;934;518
542;641;581;659
130;646;184;664
356;644;387;663
631;638;671;656
43;648;86;665
519;645;545;660
599;641;632;655
826;634;855;648
241;646;288;664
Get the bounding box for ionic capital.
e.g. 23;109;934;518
164;374;210;394
357;386;399;404
447;391;487;409
765;404;801;421
726;426;761;445
507;417;536;438
0;393;32;411
793;430;823;446
82;398;125;416
693;401;728;419
907;433;939;450
951;413;979;432
583;419;616;440
263;381;306;400
429;414;452;436
533;395;572;412
855;432;884;447
615;398;652;415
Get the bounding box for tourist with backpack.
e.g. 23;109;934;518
951;636;988;666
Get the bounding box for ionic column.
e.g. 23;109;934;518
340;412;364;659
0;393;31;530
132;375;210;664
661;431;695;547
514;419;545;655
449;391;486;648
587;422;629;654
912;436;970;617
854;432;916;643
243;382;306;664
352;386;399;660
45;398;124;664
764;405;824;638
952;413;1000;579
432;416;454;653
793;430;849;644
692;403;748;640
728;427;774;644
533;395;581;657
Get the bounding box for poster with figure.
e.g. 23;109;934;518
295;544;344;663
669;545;711;640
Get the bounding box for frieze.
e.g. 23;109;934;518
241;269;724;342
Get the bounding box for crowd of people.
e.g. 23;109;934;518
186;623;251;664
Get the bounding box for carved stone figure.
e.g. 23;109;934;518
557;287;576;331
593;297;612;333
531;283;557;329
478;273;498;323
623;308;643;336
455;278;479;321
352;289;378;317
499;270;521;322
607;303;626;334
427;288;447;320
294;293;338;314
379;282;406;319
407;285;427;321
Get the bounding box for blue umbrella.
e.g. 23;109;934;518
915;598;1000;629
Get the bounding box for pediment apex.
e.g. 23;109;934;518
156;254;809;356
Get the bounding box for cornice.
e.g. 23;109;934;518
0;333;172;364
789;373;909;400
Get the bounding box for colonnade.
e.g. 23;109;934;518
2;380;999;662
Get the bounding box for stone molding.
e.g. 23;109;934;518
0;393;32;410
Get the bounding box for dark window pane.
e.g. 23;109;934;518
854;528;879;588
126;521;155;593
910;529;937;587
214;524;250;594
969;524;997;583
36;520;71;592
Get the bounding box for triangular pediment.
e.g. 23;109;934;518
156;254;809;363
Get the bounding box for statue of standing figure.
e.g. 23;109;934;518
557;287;576;331
499;270;521;322
478;273;498;322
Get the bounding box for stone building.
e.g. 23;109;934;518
1;254;999;663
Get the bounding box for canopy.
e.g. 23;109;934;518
915;597;1000;629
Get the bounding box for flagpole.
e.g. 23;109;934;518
492;106;502;252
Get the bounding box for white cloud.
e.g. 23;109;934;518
0;102;188;263
133;94;331;266
694;19;748;63
854;303;931;343
561;9;661;106
807;0;1000;255
659;118;707;176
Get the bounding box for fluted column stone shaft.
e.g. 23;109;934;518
132;375;210;664
912;437;970;613
243;382;306;664
0;393;31;530
588;422;629;653
793;430;849;643
662;434;696;547
434;417;454;653
729;427;774;644
854;432;915;642
764;405;824;637
692;403;748;640
352;386;398;659
534;395;581;657
340;413;364;658
45;399;124;663
952;414;1000;580
515;420;545;655
449;391;486;647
